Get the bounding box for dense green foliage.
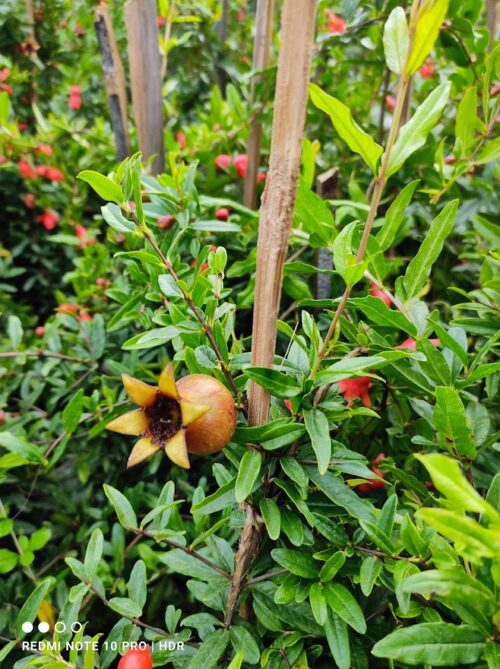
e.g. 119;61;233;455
1;1;499;668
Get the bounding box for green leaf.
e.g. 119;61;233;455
78;170;125;204
309;583;328;625
191;480;235;515
128;560;147;609
306;467;375;523
324;610;350;669
349;296;417;336
229;626;260;664
360;556;382;596
259;498;281;540
62;389;84;434
403;569;496;616
388;84;451;177
418;509;499;561
244;367;302;398
309;83;383;174
0;548;18;573
101;203;135;233
383;7;409;75
0;641;16;663
0;432;46;465
17;579;52;636
107;597;142;618
376;179;420;251
103;484;137;528
319;551;346;582
432;387;476;458
235;450;262;503
270;548;318;578
323;583;366;633
402;200;458;300
188;628;230;669
455;87;477;156
373;622;484;666
84;528;103;577
8;315;23;349
475;136;500;165
303;409;331;475
416;453;498;523
406;0;449;75
417;339;451;386
0;518;13;538
226;652;244;669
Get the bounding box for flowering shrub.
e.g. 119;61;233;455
0;2;499;669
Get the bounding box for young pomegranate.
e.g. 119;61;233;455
117;646;152;669
106;364;236;469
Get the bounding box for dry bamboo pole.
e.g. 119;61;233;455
125;0;165;174
243;0;275;209
248;0;317;427
95;1;130;160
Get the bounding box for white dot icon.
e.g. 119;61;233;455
38;622;50;633
22;622;33;634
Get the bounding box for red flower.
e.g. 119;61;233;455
24;193;36;208
369;284;391;307
358;466;385;493
395;337;439;351
96;277;110;289
35;144;53;156
157;215;175;230
490;82;500;96
386;95;396;113
326;10;346;34
79;311;93;322
215;207;229;221
157;15;166;28
69;85;82;110
419;60;434;79
117;647;152;669
57;303;79;314
176;132;187;149
338;376;372;408
257;170;267;183
19;158;37;180
233;154;248;178
284;399;293;413
35;326;45;336
36;209;60;230
214;154;231;171
46;167;64;182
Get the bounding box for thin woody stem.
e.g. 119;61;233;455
310;72;411;380
0;351;90;364
125;208;240;401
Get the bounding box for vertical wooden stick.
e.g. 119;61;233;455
487;0;498;50
315;168;339;300
243;0;275;209
95;2;130;160
125;0;165;174
216;0;230;92
248;0;317;427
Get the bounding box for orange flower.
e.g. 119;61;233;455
326;10;346;34
338;376;372;408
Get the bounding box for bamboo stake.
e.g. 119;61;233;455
248;0;317;427
243;0;275;209
125;0;165;174
95;1;130;160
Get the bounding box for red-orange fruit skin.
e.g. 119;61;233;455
176;374;236;455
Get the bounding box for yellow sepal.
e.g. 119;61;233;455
180;400;210;427
122;374;157;407
127;437;160;468
106;409;147;436
158;363;179;399
165;429;190;469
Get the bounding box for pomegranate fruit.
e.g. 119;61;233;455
117;646;152;669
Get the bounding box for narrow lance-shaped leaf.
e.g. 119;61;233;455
387;83;450;177
235;450;262;503
402;199;458;300
383;7;409;75
406;0;449;75
455;87;477;157
376;179;419;251
77;170;125;205
303;409;331;475
309;83;383;174
432;386;476;459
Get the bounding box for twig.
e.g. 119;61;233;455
125;208;240;400
133;527;231;580
245;568;287;586
353;545;426;564
0;351;89;364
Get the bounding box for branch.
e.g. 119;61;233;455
353;545;427;564
0;350;90;364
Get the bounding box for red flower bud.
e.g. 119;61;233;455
79;311;93;322
157;215;175;230
0;409;5;425
214;154;231;171
419;60;434;79
24;193;36;208
18;158;37;180
369;284;391;307
386;95;396;113
325;10;346;33
215;207;229;221
175;132;187;149
36;209;60;230
35;326;45;336
394;337;439;351
358;466;385;493
57;303;79;314
233;154;248;178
